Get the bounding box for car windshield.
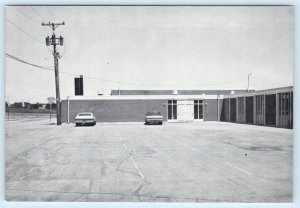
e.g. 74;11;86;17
146;112;161;116
78;113;92;116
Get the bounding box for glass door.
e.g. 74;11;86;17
194;100;203;120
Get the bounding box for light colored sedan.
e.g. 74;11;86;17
145;111;163;125
75;112;96;126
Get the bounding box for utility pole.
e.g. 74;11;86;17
42;21;65;125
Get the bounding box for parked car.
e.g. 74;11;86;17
75;112;96;126
145;111;163;125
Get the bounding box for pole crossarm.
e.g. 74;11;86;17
42;21;65;32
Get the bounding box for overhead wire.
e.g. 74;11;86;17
5;18;44;45
45;6;59;21
13;7;41;24
30;6;49;21
6;53;248;88
6;53;54;70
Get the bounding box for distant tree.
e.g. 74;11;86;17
24;102;31;108
31;103;39;109
46;103;56;109
13;102;23;108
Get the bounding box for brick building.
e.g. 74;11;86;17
61;86;293;128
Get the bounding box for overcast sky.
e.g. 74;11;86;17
5;6;293;103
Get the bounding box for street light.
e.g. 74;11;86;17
247;73;252;92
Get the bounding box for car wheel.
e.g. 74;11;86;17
160;122;163;125
94;122;96;126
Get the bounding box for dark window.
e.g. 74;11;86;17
199;103;203;119
246;96;254;123
265;94;276;126
194;100;203;119
194;103;198;119
168;105;172;120
230;98;236;122
173;105;177;119
168;100;177;120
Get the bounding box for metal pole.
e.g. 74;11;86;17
217;95;219;122
247;73;252;92
50;102;52;122
67;96;70;124
21;99;23;121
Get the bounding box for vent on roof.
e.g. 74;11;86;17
172;90;179;95
97;90;103;96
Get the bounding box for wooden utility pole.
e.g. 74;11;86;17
42;21;65;125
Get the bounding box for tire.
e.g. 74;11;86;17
159;122;163;125
93;122;96;126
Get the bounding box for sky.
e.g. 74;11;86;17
5;6;293;103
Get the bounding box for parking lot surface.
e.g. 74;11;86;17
5;114;293;202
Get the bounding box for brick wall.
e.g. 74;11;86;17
61;99;168;123
203;99;219;121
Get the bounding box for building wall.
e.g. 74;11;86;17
220;98;230;122
61;99;167;123
61;87;293;128
203;99;219;121
221;87;293;128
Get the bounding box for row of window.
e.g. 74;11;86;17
222;92;293;128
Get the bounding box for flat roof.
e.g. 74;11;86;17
224;86;293;98
63;94;224;101
62;86;293;101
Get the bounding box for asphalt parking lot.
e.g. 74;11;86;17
5;113;293;202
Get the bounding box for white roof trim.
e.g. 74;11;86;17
63;94;224;101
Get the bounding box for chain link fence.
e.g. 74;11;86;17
5;107;56;122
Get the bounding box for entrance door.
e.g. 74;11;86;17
185;101;194;121
177;100;194;122
177;100;186;121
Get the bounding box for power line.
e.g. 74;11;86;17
30;6;48;21
45;7;59;21
5;53;163;87
13;7;41;24
6;53;246;88
6;18;44;45
6;53;54;70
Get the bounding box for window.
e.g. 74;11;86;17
168;100;177;120
194;100;203;119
